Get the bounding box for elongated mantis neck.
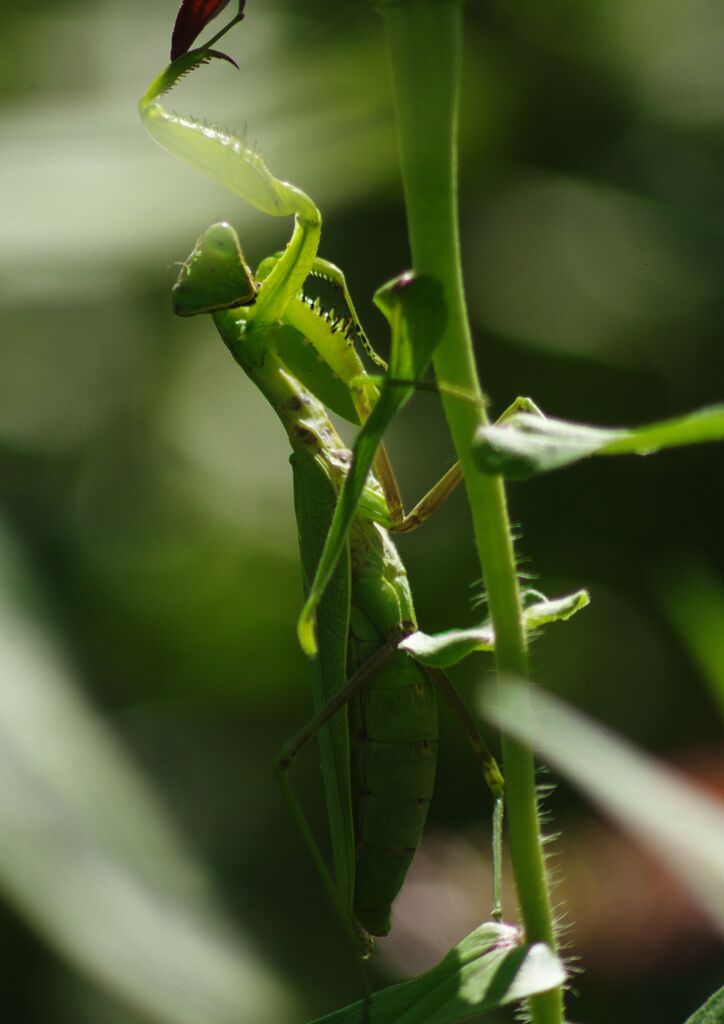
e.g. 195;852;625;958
212;306;348;468
378;3;564;1023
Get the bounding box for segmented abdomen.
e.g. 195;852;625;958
349;640;437;937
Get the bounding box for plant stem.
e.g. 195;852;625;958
378;2;563;1021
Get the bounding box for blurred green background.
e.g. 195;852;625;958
1;1;723;1022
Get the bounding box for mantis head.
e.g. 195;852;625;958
172;222;257;316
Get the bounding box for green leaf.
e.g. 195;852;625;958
483;682;724;934
298;272;447;655
474;404;724;480
400;590;589;668
684;986;724;1024
307;922;565;1024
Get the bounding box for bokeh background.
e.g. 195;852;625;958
1;1;723;1022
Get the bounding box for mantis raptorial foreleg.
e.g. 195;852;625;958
256;252;387;370
141;51;464;538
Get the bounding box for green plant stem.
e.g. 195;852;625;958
378;3;563;1022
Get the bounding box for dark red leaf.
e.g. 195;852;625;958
171;0;243;61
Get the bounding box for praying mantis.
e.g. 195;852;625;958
139;44;507;954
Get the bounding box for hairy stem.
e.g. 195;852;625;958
377;2;563;1021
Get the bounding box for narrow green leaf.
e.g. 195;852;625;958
603;405;724;453
307;922;565;1024
298;272;446;655
484;682;724;934
684;986;724;1024
400;590;589;668
0;517;293;1024
474;405;724;480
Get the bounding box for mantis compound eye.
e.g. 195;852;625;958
172;221;257;316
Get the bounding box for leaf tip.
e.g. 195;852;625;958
297;606;318;658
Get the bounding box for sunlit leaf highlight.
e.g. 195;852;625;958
308;922;565;1024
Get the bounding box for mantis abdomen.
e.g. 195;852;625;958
347;521;437;937
350;651;437;936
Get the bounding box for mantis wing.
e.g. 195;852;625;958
291;448;355;926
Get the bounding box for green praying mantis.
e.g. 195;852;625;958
140;46;506;953
138;9;724;1012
